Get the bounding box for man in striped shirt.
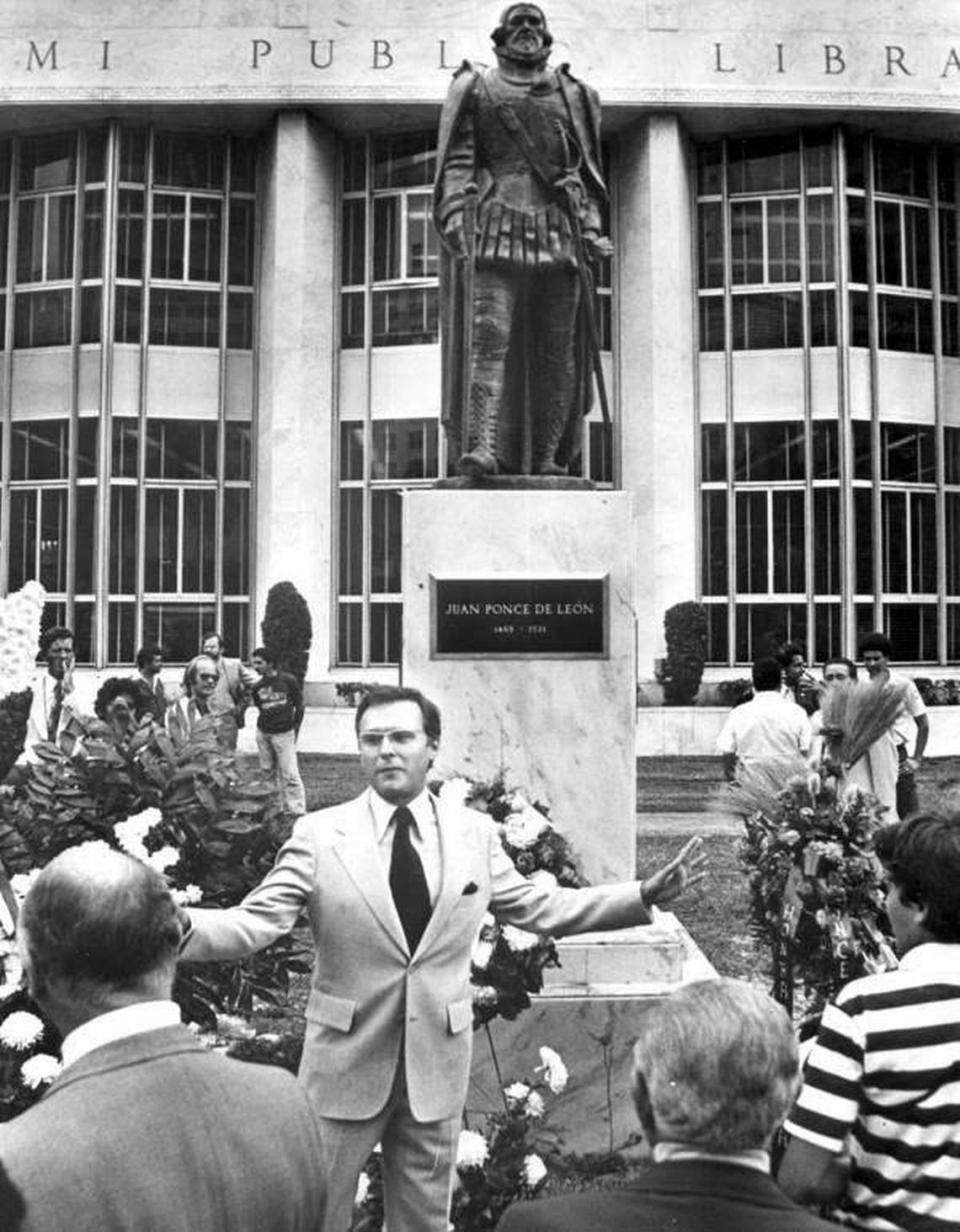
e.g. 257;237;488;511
778;813;960;1230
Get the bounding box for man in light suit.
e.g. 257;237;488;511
0;846;325;1232
18;626;91;765
180;684;706;1232
498;979;838;1232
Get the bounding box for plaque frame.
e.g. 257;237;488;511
429;572;610;660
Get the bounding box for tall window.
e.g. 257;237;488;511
0;127;256;664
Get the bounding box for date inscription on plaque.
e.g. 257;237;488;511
432;575;607;658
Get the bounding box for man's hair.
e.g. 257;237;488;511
354;685;442;743
859;631;893;658
183;655;218;694
201;631;224;650
39;626;74;656
875;814;960;942
631;978;800;1151
491;3;553;50
94;677;146;722
136;644;163;670
751;657;783;692
778;641;804;667
252;646;277;666
20;846;181;993
823;656;858;680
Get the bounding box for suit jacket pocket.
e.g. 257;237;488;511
306;989;356;1033
447;997;473;1035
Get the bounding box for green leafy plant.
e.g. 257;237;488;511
658;601;708;706
260;581;313;688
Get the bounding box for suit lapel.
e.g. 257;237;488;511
331;792;408;954
415;795;475;954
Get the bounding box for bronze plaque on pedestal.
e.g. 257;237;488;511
431;575;608;658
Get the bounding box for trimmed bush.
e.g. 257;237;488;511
260;582;312;688
659;601;708;705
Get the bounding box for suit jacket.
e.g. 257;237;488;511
20;671;89;763
496;1159;840;1232
183;789;651;1122
0;1025;325;1232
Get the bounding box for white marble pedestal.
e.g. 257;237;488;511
402;487;637;883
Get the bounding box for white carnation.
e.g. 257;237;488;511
0;1011;44;1050
115;809;163;861
503;807;548;850
148;845;180;873
525;1090;546;1119
537;1045;568;1094
504;1081;530;1107
501;924;540;953
354;1172;371;1206
523;1153;548;1189
456;1129;489;1170
172;884;203;906
20;1053;61;1089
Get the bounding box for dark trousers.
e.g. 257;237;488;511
896;744;918;819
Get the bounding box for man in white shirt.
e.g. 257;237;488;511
716;656;812;781
0;846;325;1232
859;631;929;819
19;626;91;765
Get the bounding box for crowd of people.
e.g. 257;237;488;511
13;625;307;820
716;632;929;824
0;626;957;1230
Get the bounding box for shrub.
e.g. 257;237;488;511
716;678;753;708
658;602;708;706
261;581;312;688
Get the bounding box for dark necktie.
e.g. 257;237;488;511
389;806;432;954
47;681;63;742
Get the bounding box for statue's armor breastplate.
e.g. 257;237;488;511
472;71;578;269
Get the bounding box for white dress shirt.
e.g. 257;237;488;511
61;999;181;1070
368;787;442;906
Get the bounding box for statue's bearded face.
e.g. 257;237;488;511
497;4;551;64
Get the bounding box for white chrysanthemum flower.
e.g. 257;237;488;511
456;1129;489;1170
471;937;494;972
215;1014;256;1041
115;809;162;860
523;1153;548;1189
172;884;203;906
148;845;180;873
504;1081;530;1107
354;1172;371;1206
537;1045;568;1094
438;777;471;809
529;869;558;893
8;869;40;903
501;924;540;953
525;1090;546;1119
75;840;114;859
472;985;499;1008
504;807;547;850
0;1011;44;1050
20;1053;60;1089
506;791;530;813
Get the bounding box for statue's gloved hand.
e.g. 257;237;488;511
584;232;614;261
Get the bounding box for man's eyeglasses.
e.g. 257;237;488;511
197;672;219;682
358;730;420;750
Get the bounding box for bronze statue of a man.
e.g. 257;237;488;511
434;4;611;479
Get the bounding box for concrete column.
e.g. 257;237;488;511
256;112;337;683
617;116;698;677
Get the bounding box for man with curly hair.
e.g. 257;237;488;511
780;812;960;1229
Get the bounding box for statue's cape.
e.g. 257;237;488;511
433;61;606;470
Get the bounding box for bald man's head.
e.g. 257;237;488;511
20;845;180;1000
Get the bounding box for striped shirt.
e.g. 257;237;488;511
785;942;960;1231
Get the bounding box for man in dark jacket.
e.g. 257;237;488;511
498;979;838;1232
250;646;306;818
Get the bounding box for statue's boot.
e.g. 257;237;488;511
459;381;499;478
533;400;570;477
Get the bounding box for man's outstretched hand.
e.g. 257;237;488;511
639;836;707;910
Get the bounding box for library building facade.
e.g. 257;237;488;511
3;0;960;693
